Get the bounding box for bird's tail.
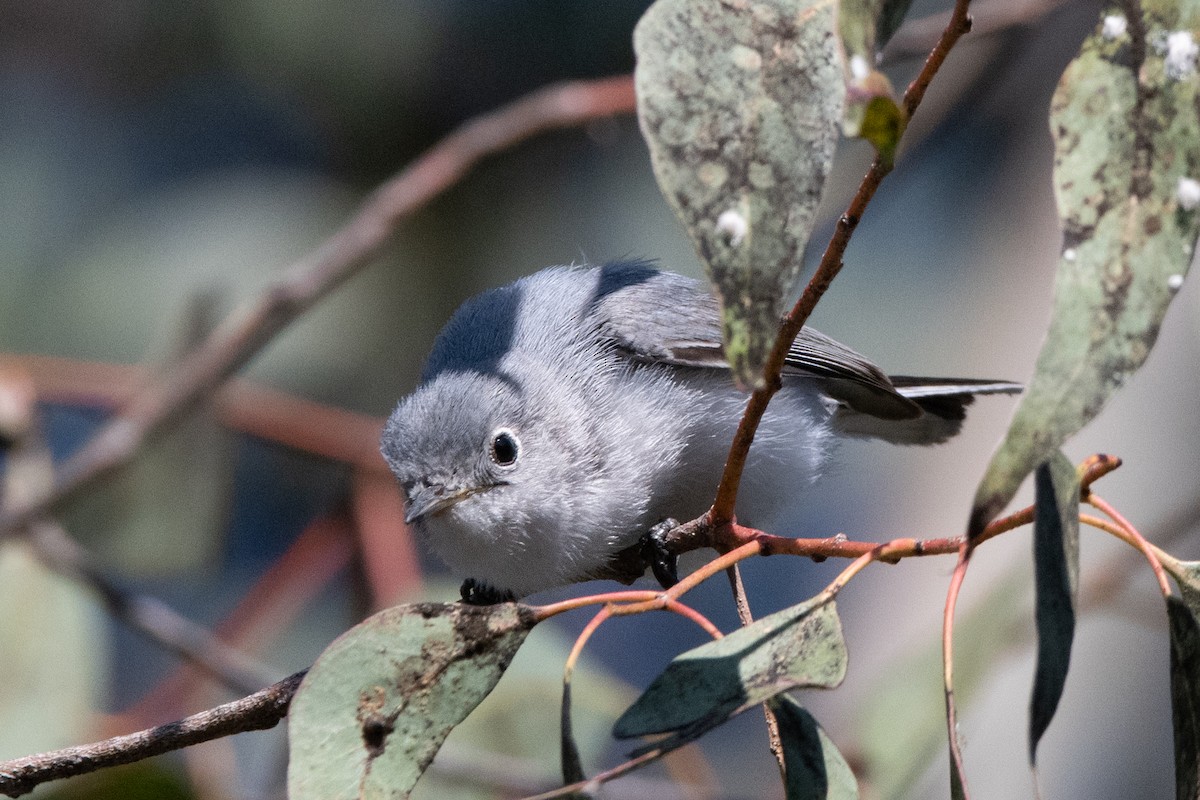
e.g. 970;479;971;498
832;377;1021;445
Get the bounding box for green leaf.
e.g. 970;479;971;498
838;0;912;148
1167;596;1200;800
770;694;858;800
287;602;537;800
969;1;1200;537
1028;453;1081;765
634;0;845;387
855;93;905;167
613;596;845;741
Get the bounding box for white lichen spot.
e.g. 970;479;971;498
1063;248;1077;262
849;54;870;82
1168;273;1185;292
1177;176;1200;210
1102;14;1127;40
730;44;762;72
716;209;748;248
1165;31;1199;80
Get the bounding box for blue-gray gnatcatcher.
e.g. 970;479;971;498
382;261;1018;599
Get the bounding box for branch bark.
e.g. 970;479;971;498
0;671;305;798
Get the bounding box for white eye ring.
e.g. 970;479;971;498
489;428;520;467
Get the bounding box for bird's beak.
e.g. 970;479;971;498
404;483;473;524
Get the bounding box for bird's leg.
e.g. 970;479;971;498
459;577;516;605
640;518;680;589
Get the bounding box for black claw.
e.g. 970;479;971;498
460;578;516;605
640;518;680;589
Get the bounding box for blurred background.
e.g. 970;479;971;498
3;0;1199;798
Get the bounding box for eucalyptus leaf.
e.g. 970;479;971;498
634;0;845;386
1028;452;1081;765
287;602;536;800
1167;596;1200;800
969;1;1200;537
614;596;845;742
1169;561;1200;621
770;694;858;800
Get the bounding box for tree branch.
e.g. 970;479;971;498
28;521;279;695
0;671;305;798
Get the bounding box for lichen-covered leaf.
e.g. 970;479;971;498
969;2;1200;537
1167;596;1200;800
613;596;845;741
1169;561;1200;622
770;694;858;800
634;0;845;387
287;602;536;800
1028;452;1081;765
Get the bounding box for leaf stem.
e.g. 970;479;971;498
1085;494;1172;597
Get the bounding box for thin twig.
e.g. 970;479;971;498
942;541;975;799
0;75;636;541
28;521;278;694
0;671;305;798
723;565;785;776
1086;494;1172;597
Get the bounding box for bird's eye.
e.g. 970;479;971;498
489;429;520;467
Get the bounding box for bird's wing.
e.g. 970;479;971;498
591;263;922;420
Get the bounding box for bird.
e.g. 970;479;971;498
381;261;1019;600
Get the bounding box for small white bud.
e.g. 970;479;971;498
1165;31;1199;80
716;209;748;247
1063;248;1077;262
1102;15;1127;40
1177;177;1200;210
849;54;870;82
1167;273;1185;292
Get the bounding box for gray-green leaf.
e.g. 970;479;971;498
1167;596;1200;800
634;0;845;387
613;595;845;741
969;1;1200;537
1029;452;1081;765
771;694;858;800
287;602;536;800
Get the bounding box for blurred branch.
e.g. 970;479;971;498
1;363;274;694
9;354;388;472
0;671;305;799
28;521;279;695
0;74;637;540
123;511;356;723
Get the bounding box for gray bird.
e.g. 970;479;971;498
381;261;1018;600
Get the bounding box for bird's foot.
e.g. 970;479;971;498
459;578;516;605
639;518;680;590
